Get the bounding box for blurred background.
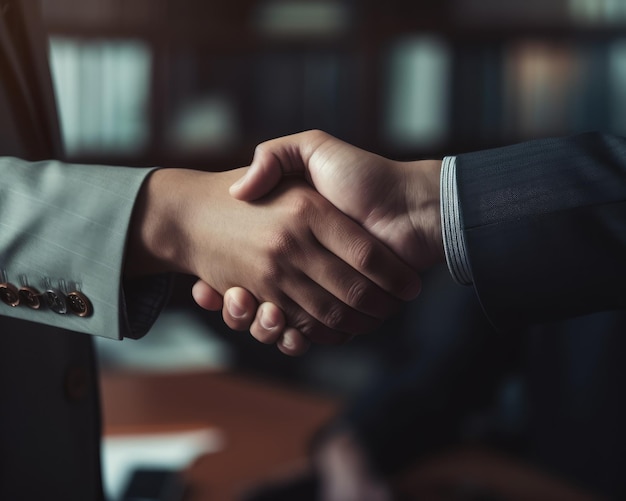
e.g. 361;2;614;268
42;0;626;168
38;1;626;499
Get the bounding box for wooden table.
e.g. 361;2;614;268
100;370;338;501
101;370;601;501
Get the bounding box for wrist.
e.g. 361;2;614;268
403;159;445;270
125;168;199;277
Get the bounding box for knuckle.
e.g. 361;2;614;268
289;194;315;219
345;280;369;310
254;138;275;156
258;259;282;285
350;237;378;272
288;310;316;338
306;129;327;142
266;229;299;260
322;304;348;331
253;143;264;158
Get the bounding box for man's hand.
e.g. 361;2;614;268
126;166;421;354
192;131;444;352
231;130;444;271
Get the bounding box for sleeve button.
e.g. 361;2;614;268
67;291;93;317
18;286;42;309
0;282;20;307
45;289;68;314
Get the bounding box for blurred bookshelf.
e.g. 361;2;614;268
42;0;626;169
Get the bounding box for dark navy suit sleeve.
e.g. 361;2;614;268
456;132;626;327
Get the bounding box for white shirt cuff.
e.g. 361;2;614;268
440;156;473;285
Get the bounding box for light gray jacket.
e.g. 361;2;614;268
0;2;168;499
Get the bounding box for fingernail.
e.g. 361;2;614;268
259;306;277;331
227;297;246;319
281;332;295;350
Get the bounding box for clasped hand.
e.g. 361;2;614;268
190;131;443;354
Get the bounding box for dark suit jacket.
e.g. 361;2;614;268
456;133;626;327
338;136;626;497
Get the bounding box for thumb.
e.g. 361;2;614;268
230;133;316;200
230;146;289;201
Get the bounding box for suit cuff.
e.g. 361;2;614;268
121;273;173;339
441;156;473;285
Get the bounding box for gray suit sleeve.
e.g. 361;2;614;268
0;157;170;339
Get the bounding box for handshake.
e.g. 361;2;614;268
128;130;445;355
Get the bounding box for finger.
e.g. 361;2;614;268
229;146;287;201
240;189;396;333
244;301;310;355
310;201;422;301
222;287;259;331
299;242;403;320
268;260;385;336
249;302;287;344
277;328;311;356
191;280;223;310
246;186;400;329
254;290;358;346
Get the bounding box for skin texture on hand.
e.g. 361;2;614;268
126;166;421;351
192;131;445;354
231;130;444;271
